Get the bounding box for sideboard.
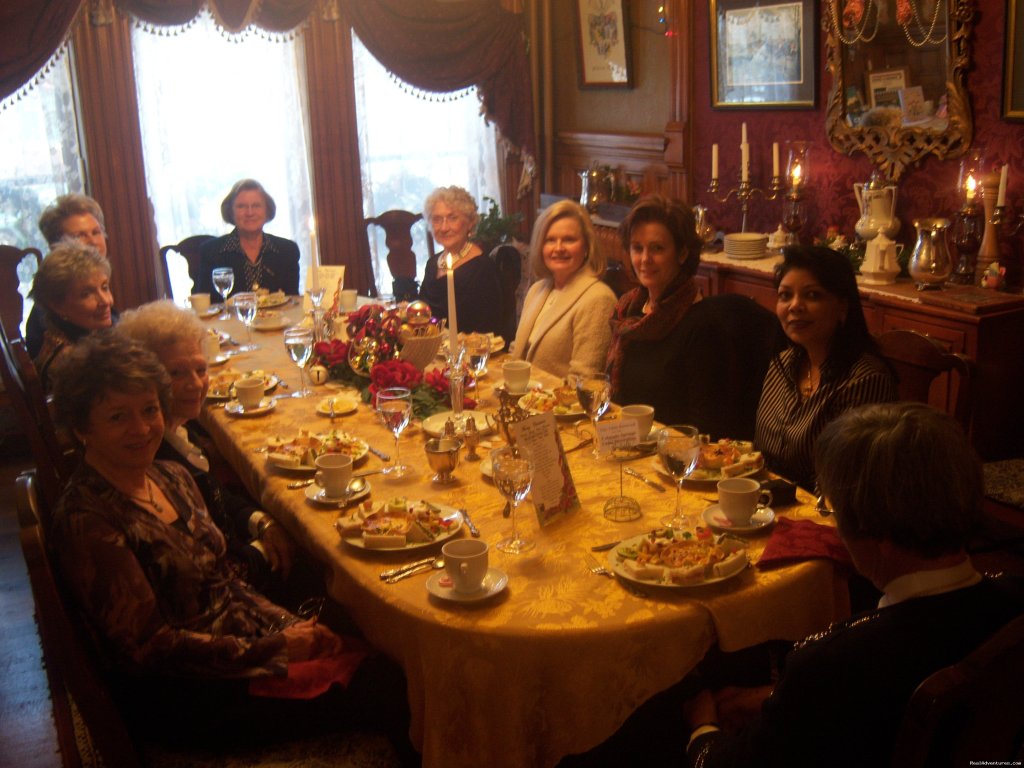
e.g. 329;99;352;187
593;221;1024;461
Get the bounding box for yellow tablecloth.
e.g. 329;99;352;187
200;309;849;768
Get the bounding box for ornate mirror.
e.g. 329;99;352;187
825;0;976;180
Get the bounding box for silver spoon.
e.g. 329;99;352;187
385;557;444;583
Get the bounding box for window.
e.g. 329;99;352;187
351;32;500;295
132;13;314;302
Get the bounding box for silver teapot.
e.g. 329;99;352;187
579;165;614;213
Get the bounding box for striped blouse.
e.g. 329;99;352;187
755;347;898;489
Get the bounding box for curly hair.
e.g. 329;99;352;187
528;199;605;280
424;186;480;235
220;179;277;225
618;195;702;280
51;330;171;436
37;194;106;246
116;299;206;359
28;241;111;310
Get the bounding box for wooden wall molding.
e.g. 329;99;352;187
553;130;670;202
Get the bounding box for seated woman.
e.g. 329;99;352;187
48;332;410;750
197;179;300;301
418;185;503;337
28;241;114;389
684;403;1024;768
116;300;293;593
755;245;897;489
511;200;616;377
607;195;777;440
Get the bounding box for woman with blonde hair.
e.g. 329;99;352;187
511;200;616;376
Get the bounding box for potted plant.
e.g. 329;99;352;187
474;196;523;255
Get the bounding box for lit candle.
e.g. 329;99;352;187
741;122;748;145
741;144;749;183
998;164;1009;207
772;143;780;178
711;144;719;181
445;252;459;343
965;174;977;202
792;162;803;189
309;216;320;291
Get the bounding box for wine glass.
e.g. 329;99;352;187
657;425;701;530
491;446;534;554
467;334;490;377
283;325;314;397
308;286;326;309
211;267;235;319
376;387;412;477
232;291;260;351
569;371;610;458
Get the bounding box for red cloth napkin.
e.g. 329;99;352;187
249;651;367;700
757;517;853;570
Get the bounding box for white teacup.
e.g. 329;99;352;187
189;293;211;312
620;404;655;441
202;333;220;360
717;477;773;526
442;538;489;593
234;376;265;410
340;289;358;311
315;453;353;498
502;360;531;394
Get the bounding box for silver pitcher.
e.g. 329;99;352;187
908;218;952;290
579;166;614;213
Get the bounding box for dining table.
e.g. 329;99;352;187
199;301;851;768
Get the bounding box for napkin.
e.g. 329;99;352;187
249;650;367;700
757;517;853;571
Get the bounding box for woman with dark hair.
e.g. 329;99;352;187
606;195;777;439
197;179;300;301
755;245;897;489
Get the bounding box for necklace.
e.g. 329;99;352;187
127;477;168;518
441;241;473;271
800;362;818;397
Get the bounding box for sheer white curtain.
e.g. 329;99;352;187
132;13;314;302
350;31;500;295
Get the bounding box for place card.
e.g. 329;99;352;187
595;418;640;455
509;412;580;527
304;265;346;311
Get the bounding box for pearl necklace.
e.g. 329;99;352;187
440;241;473;272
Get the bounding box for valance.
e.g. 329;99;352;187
0;0;81;104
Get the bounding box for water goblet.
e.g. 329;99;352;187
283;325;314;397
232;291;260;351
376;387;412;477
491;446;535;554
212;267;235;318
657;425;701;530
569;371;610;458
467;333;490;377
308;286;326;309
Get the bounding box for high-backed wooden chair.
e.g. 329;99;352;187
876;329;974;434
891;613;1024;768
490;243;522;350
0;244;41;339
159;235;214;302
365;210;433;301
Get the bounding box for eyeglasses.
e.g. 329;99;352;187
431;214;463;227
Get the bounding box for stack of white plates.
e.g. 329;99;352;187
724;233;769;260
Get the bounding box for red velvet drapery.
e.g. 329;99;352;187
0;0;81;104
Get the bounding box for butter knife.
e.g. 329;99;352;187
459;509;481;537
624;467;665;492
380;556;435;580
367;445;391;462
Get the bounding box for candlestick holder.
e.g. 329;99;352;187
780;189;807;246
951;202;983;285
707;175;784;232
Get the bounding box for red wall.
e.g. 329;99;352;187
691;0;1024;266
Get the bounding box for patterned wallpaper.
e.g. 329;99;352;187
690;0;1024;273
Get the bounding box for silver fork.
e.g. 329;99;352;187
585;554;647;597
328;398;336;424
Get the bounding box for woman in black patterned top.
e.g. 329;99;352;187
755;246;897;489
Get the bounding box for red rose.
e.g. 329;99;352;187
370;359;422;391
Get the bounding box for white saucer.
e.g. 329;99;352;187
426;567;508;602
225;398;277;416
505;379;543;396
208;354;231;367
252;317;291;332
702;505;775;534
194;307;220;319
304;480;371;506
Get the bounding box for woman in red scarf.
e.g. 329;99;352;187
607;195;778;440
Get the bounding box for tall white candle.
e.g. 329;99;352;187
711;144;719;181
309;216;320;291
741;122;748;145
741;144;749;183
998;164;1009;207
446;252;459;343
772;143;780;178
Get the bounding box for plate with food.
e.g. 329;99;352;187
264;429;369;471
257;291;289;308
252;311;291;331
335;497;463;550
608;529;748;588
315;395;360;417
517;387;585;418
208;369;278;400
679;439;765;482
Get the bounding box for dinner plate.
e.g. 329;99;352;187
426;567;508;602
265;431;370;471
517;389;585;418
304;480;372;507
648;456;764;484
316;395;360;417
336;501;463;551
252;313;291;332
439;333;504;358
208;372;279;401
208;354;231;367
421;411;493;439
258;292;290;308
702;505;775;534
607;531;749;589
194;306;220;319
225;398;277;417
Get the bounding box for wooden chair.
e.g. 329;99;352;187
365;210;433;301
490;243;522;350
876;328;974;434
891;613;1024;767
0;244;41;339
159;235;214;302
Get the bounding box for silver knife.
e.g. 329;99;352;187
367;445;391;462
380;556;435;580
459;509;481;537
624;467;666;492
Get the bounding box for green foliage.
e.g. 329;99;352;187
474;196;522;253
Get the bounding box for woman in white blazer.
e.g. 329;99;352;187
511;200;617;377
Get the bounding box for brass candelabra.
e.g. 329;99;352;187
706;175;784;233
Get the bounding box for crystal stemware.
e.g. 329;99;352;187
211;267;235;319
491;446;534;554
569;371;610;458
232;291;259;351
657;425;701;530
376;387;412;477
283;325;314;397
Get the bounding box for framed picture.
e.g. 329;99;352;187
866;67;909;109
574;0;633;89
710;0;816;109
1004;0;1024;120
